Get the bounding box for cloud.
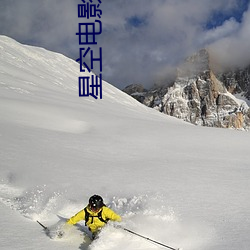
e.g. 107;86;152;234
209;4;250;69
0;0;249;89
0;0;79;56
200;18;240;45
99;0;249;87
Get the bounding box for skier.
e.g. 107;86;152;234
66;194;122;239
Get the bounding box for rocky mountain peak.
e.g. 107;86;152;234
123;49;250;130
177;49;210;78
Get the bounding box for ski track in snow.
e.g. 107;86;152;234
0;180;211;250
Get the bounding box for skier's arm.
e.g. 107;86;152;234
103;207;122;222
67;209;85;225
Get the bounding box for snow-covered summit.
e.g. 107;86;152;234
0;35;146;106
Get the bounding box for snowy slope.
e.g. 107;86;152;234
0;36;250;250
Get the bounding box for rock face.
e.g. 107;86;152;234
218;66;250;100
123;84;147;103
124;49;250;130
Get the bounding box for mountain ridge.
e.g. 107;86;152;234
123;49;250;130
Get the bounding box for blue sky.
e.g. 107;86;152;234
0;0;249;89
206;0;249;29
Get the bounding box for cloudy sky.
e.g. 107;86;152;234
0;0;249;89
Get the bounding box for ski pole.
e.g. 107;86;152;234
37;220;48;231
122;227;180;250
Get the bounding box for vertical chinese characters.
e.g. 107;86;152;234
76;0;103;99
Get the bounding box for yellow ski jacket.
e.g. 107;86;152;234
67;206;121;233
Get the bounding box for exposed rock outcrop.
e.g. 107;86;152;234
123;49;250;130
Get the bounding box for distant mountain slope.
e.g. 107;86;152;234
0;35;147;110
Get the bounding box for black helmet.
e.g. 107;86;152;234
89;195;104;210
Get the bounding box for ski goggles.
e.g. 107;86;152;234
89;204;101;212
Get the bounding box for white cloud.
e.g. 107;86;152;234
0;0;249;88
200;17;240;45
209;5;250;68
